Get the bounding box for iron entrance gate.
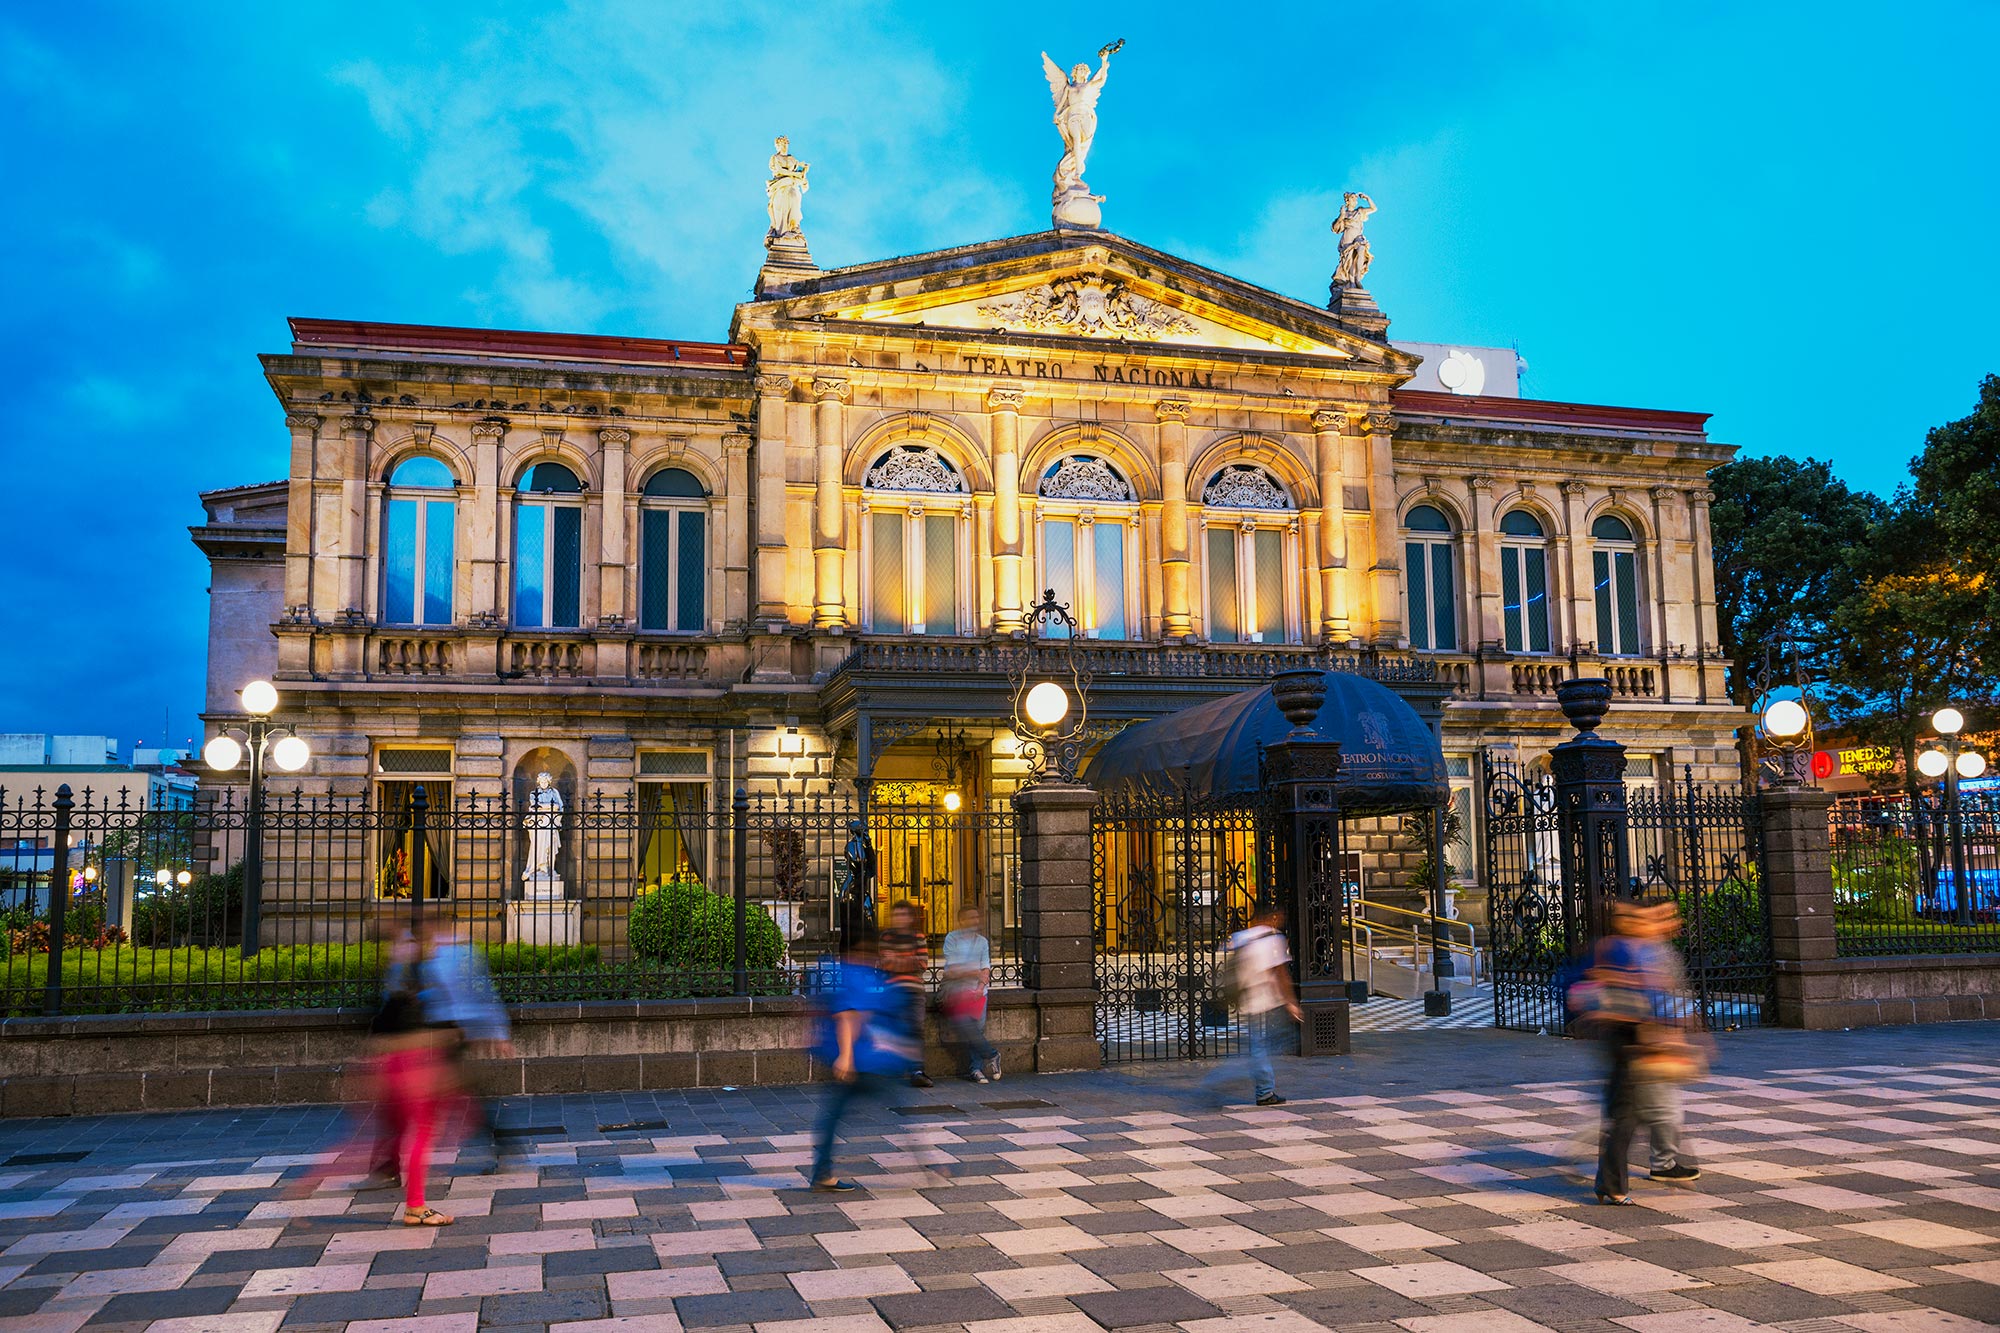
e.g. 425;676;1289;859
1482;754;1774;1034
1092;788;1270;1063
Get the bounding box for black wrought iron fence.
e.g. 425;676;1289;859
1830;793;2000;956
0;782;1018;1017
1625;775;1773;1030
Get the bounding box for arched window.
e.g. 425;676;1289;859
862;446;966;635
639;467;708;633
515;462;584;629
1403;504;1458;652
1200;465;1296;644
1592;514;1641;656
1036;455;1136;640
1498;509;1552;655
383;456;456;626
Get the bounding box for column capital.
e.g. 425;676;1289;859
598;426;631;447
284;413;322;433
724;427;754;455
341;414;375;439
1560;479;1588;498
1649;483;1676;503
1466;473;1497;491
1308;407;1344;434
1360;410;1396;435
470;421;507;441
811;376;851;404
1685;487;1715;506
754;372;793;398
1155;397;1192;424
987;386;1026;413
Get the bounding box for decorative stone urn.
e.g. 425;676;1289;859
1555;677;1614;736
1271;669;1328;735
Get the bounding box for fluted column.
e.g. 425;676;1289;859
1156;398;1193;639
1309;408;1348;641
988;387;1026;633
282;414;320;616
753;374;792;623
811;377;850;629
336;414;374;617
1358;409;1400;642
598;427;630;625
1561;480;1592;649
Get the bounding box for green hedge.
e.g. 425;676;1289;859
627;879;784;973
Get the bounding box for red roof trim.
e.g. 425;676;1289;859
288;318;748;369
1393;389;1709;435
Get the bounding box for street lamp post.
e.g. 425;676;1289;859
202;680;311;959
1918;707;1986;928
1006;589;1093;786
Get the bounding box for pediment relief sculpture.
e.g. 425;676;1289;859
865;446;966;494
976;277;1196;341
1039;454;1133;502
1202;465;1294;511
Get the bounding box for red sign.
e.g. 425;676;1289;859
1810;751;1836;780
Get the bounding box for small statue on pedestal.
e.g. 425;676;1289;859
1331;191;1376;291
1041;39;1122;229
522;771;564;898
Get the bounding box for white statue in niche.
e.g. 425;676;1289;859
1041;39;1121;228
523;771;564;896
765;135;809;245
1331;191;1376;290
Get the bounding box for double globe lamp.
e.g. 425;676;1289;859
201;679;309;958
1917;707;1987;782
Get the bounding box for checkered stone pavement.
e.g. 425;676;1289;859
1;1023;1997;1332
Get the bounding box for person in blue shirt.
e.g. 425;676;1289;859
810;930;918;1192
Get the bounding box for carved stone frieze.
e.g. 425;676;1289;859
1203;465;1293;511
865;445;965;494
976;277;1197;340
1039;455;1133;502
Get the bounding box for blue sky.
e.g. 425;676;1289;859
2;1;1995;750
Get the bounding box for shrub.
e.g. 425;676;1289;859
627;878;783;972
132;861;244;947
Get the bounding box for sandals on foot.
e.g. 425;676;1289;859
1593;1190;1635;1206
402;1207;454;1226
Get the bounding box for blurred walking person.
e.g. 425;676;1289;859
942;904;999;1083
420;918;514;1170
1570;899;1705;1204
810;930;919;1192
1230;904;1302;1107
880;900;933;1088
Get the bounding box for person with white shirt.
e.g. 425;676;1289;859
1230;904;1302;1107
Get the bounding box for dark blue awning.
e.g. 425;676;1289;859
1085;671;1448;812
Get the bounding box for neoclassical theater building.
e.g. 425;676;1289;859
195;225;1742;936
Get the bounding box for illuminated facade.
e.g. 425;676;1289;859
195;229;1743;927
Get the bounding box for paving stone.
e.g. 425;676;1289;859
1069;1285;1225;1327
280;1288;424;1324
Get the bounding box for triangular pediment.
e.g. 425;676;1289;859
740;230;1412;370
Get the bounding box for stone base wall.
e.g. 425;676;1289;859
0;989;1070;1118
1775;954;2000;1030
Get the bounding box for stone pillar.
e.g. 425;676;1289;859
1309;409;1349;641
988;388;1026;633
281;414;320;615
1548;678;1629;951
1686;487;1720;694
1156;398;1193;639
1262;670;1350;1054
1467;475;1499;650
1359;410;1401;643
722;429;753;630
597;427;630;625
335;414;374;617
469;422;505;623
1014;782;1102;1072
1764;785;1837;1028
1561;480;1592;650
810;377;850;629
753;373;792;624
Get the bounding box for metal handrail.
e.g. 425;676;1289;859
1357;899;1478;955
1350;917;1478;964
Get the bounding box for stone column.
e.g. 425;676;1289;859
597;427;630;625
1467;475;1499;650
1156;398;1194;639
753;374;792;624
1561;480;1593;650
1764;786;1838;1028
988;387;1026;633
1358;410;1401;642
722;429;753;630
469;422;505;622
810;377;850;629
282;414;320;616
1686;488;1720;692
1309;409;1349;641
1014;782;1102;1072
336;414;374;616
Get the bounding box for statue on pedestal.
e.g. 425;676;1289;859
1041;39;1122;229
764;135;810;246
1331;191;1376;291
522;771;564;898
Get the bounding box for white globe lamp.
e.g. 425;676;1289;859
1957;751;1987;780
1024;681;1070;729
203;735;243;772
272;735;311;772
1917;748;1950;779
1933;707;1965;736
240;680;280;716
1761;698;1809;739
